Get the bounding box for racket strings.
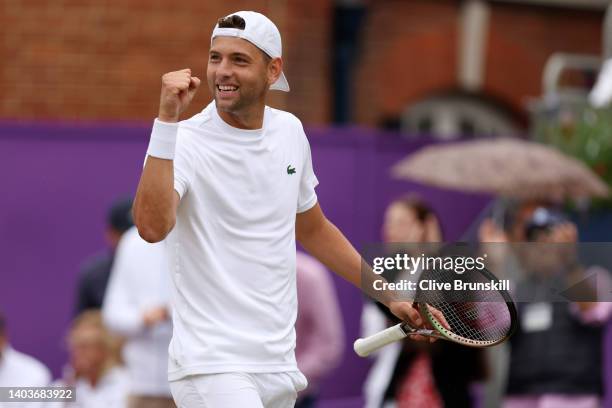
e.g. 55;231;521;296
417;265;514;344
430;301;511;342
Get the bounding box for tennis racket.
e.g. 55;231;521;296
354;266;517;357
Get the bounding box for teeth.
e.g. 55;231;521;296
218;85;237;91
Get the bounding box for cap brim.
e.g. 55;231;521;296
270;71;290;92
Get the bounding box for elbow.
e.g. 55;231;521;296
136;223;171;243
296;220;327;248
296;223;319;246
132;195;176;243
133;203;175;243
134;213;174;243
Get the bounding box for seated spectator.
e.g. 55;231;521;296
363;195;487;408
52;310;129;407
479;202;611;408
0;311;51;388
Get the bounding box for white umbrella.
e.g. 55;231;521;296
392;138;609;200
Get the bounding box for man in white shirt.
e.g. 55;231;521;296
0;312;52;395
133;10;429;408
102;226;175;408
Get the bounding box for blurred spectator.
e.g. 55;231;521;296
479;202;611;408
75;197;133;314
102;226;174;408
295;251;344;408
362;195;487;408
0;311;51;388
49;310;128;407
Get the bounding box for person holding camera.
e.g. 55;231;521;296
479;202;611;408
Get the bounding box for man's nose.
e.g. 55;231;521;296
216;58;233;78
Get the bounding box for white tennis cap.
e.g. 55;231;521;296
211;11;290;92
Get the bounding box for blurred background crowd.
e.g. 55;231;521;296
2;0;612;407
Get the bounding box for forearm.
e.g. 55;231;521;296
298;219;360;286
298;219;397;307
134;156;176;242
134;69;200;242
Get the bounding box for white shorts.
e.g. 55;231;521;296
169;371;308;408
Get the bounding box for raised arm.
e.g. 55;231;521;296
133;69;200;243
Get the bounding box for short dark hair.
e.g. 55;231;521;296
214;14;271;63
218;14;246;30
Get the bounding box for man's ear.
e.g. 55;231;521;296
268;57;283;86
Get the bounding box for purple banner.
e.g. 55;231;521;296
1;121;500;402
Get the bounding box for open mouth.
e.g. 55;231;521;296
217;84;239;96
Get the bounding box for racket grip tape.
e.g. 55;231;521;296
354;323;407;357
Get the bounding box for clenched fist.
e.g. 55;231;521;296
158;68;201;123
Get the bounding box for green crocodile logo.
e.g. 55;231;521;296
287;165;296;175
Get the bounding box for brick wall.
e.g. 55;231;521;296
484;2;602;110
0;0;331;124
0;1;604;126
354;0;458;126
283;0;332;124
353;0;603;127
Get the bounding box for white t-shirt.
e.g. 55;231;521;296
0;346;51;408
165;102;318;380
0;345;51;387
45;367;129;408
72;367;129;408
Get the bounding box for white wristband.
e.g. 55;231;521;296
147;119;179;160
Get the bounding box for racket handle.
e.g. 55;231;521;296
354;323;408;357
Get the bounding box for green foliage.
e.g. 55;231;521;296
533;103;612;206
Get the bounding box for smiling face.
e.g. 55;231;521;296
207;36;281;119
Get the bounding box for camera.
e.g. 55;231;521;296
524;207;567;241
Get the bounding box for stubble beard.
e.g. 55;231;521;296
215;82;268;115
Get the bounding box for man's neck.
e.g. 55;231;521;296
217;105;265;130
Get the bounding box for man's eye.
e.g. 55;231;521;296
210;55;220;61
